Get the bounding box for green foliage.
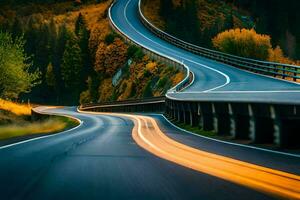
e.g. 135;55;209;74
126;45;144;60
0;32;40;99
127;45;139;58
143;69;151;78
104;33;116;45
142;80;153;98
157;76;168;89
76;13;92;88
61;34;83;90
45;63;56;88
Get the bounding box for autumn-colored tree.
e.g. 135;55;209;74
268;46;295;65
212;28;272;60
94;38;127;76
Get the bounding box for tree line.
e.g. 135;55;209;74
1;13;93;105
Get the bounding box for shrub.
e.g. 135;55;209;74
104;33;116;45
212;28;272;60
127;45;139;58
142;81;153;98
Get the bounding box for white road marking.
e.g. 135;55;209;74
179;90;300;94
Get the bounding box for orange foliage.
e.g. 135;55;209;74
89;21;110;57
98;78;114;102
268;46;296;65
213;28;272;60
171;72;185;85
94;38;128;76
53;1;111;30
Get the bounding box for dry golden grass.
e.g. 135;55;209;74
0;119;67;140
0;99;31;116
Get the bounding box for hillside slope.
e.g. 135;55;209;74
0;0;183;105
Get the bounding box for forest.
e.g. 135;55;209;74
142;0;300;62
0;0;183;105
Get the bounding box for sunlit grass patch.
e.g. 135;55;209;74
0;116;78;140
0;99;31;116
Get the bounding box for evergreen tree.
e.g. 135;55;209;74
11;18;23;41
61;34;83;103
35;23;50;75
75;13;85;36
75;13;92;89
53;23;69;103
45;63;56;88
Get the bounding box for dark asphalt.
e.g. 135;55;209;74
0;107;278;200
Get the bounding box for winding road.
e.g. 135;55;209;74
0;107;299;199
1;0;300;199
110;0;300;104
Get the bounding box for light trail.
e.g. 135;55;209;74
79;110;300;199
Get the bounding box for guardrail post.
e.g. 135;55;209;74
214;103;231;136
228;103;236;138
198;103;204;129
201;103;214;131
231;103;250;140
189;102;198;127
272;105;282;147
251;104;274;144
274;105;300;148
248;104;256;142
212;103;218;133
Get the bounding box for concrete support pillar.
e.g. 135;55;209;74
250;104;274;144
228;103;236;138
201;103;214;131
212;103;218;133
273;105;300;148
214;103;231;136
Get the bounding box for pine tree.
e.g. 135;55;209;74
61;34;83;102
75;13;92;87
75;13;85;36
46;63;56;88
53;23;69;103
11;18;23;41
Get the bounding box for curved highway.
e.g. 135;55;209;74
110;0;300;103
1;1;300;199
0;107;299;199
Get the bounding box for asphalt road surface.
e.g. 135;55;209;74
0;107;299;199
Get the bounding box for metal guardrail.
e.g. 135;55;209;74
138;0;300;82
80;96;166;109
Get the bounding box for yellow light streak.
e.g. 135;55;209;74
80;111;300;199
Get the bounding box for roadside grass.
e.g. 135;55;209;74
0;99;31;116
0;116;79;140
0;99;79;141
